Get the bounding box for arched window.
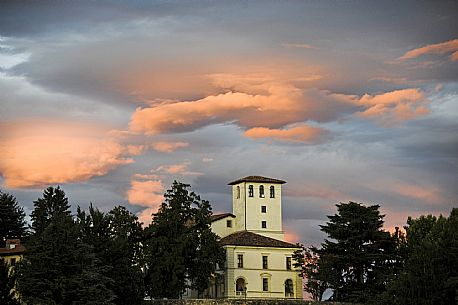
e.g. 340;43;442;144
236;186;240;199
285;279;294;298
248;185;254;197
270;186;275;198
236;277;246;296
259;185;264;198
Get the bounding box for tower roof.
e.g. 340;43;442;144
228;175;286;185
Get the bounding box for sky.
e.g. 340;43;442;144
0;0;457;246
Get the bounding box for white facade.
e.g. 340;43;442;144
203;176;302;300
231;181;284;240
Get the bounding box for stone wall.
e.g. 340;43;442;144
143;299;356;305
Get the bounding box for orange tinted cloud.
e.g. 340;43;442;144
391;183;444;204
244;124;325;143
399;39;458;61
0;121;134;188
126;179;164;225
153;161;202;176
152;141;189;153
358;88;430;125
129;83;355;135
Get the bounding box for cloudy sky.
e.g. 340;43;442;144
1;0;457;246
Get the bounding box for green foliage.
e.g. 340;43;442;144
0;191;27;247
30;186;71;235
76;204;145;305
293;245;334;301
313;202;399;303
0;258;20;305
17;187;115;305
144;181;225;298
377;209;458;305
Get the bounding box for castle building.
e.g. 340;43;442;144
189;176;302;299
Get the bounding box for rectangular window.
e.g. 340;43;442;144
10;258;16;266
286;257;292;270
262;255;268;269
261;205;266;213
262;278;269;292
261;220;267;228
237;254;243;268
227;220;232;228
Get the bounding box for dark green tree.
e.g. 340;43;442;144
0;258;20;305
17;187;115;305
378;209;458;305
0;191;27;247
188;197;225;297
293;244;334;301
316;201;398;302
30;186;70;235
144;181;225;298
76;204;145;305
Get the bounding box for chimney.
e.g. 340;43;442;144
5;239;20;250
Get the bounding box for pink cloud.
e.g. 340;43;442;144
399;39;458;62
153;161;202;176
152;141;189;153
0;121;135;188
128;83;356;136
390;183;444;204
357;88;430;125
244;124;325;143
128;72;431;142
126;179;164;225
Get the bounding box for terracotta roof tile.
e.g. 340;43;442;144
228;176;286;185
0;244;26;256
211;213;236;222
220;231;299;248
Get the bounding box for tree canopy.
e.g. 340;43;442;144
144;181;225;298
378;209;458;305
298;202;400;303
0;191;27;247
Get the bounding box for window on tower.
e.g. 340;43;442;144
270;186;275;198
236;186;240;199
261;205;266;213
259;185;265;198
248;185;254;197
261;220;267;228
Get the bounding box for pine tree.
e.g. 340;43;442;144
76;205;145;305
316;201;398;302
0;191;27;247
30;186;70;235
17;187;115;304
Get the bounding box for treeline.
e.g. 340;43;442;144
0;182;225;305
294;202;458;305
